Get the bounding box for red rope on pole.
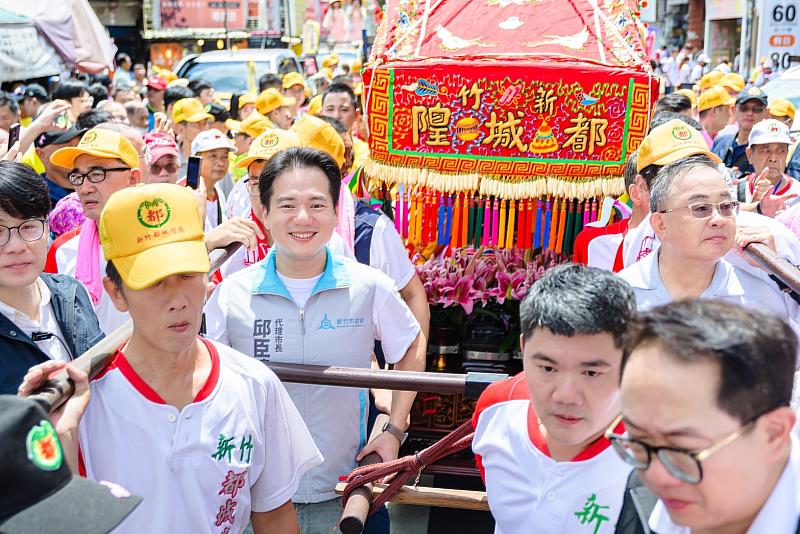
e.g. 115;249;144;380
340;420;475;516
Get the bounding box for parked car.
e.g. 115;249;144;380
175;48;302;100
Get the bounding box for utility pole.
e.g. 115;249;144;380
224;1;231;50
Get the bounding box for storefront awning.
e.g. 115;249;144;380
141;28;251;41
0;8;65;82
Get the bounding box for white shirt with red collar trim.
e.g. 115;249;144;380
471;373;632;534
743;173;800;204
76;338;322;534
649;434;800;534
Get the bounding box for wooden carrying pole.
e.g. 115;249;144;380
265;362;506;397
745;242;800;294
28;243;241;413
336;482;489;512
339;414;389;534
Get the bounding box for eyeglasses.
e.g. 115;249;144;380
244;177;259;193
68;167;131;186
739;105;765;114
605;411;769;484
0;219;46;247
150;162;179;175
659;200;739;219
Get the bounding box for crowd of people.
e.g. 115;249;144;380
652;44;781;94
0;48;799;534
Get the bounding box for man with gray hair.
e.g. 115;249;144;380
617;154;800;322
620;118;800;279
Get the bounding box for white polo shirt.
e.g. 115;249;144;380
77;338;323;534
617;249;800;323
471;374;632;534
649;434;800;533
47;229;129;334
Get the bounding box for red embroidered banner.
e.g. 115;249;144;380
364;61;658;180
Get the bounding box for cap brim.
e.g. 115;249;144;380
651;146;722;168
184;112;215;123
50;146;131;170
225;119;243;132
0;476;141;534
751;136;792;146
737;96;768;105
51;128;88;145
111;239;211;290
235;155;266;169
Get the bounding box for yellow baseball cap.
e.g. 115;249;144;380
637;119;721;172
768;97;796;122
238;93;257;107
172;98;214;124
698;86;735;112
675;89;698;109
235;129;301;170
698;70;724;90
352;59;363;72
50;128;139;170
226;111;273;139
719;73;745;93
322;53;340;68
256;88;296;115
291;114;345;168
306;95;323;116
99;183;210;290
283;72;307;90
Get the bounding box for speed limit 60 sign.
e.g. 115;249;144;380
758;0;799;69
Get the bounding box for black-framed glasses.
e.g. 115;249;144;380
0;219;47;247
68;167;131;187
244;177;259;193
605;410;768;484
659;200;739;219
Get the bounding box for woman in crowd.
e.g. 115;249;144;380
0;161;103;394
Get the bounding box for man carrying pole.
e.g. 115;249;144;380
19;183;322;534
471;264;637;533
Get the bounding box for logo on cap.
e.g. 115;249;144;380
26;420;63;471
137;198;172;229
769;123;781;133
747;87;762;96
260;134;279;148
81;130;98;145
672;126;692;141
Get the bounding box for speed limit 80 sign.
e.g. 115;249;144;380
758;0;799;70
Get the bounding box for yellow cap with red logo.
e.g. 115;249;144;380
50;128;139;170
637;119;721;172
234;129;301;170
99;183;210;290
